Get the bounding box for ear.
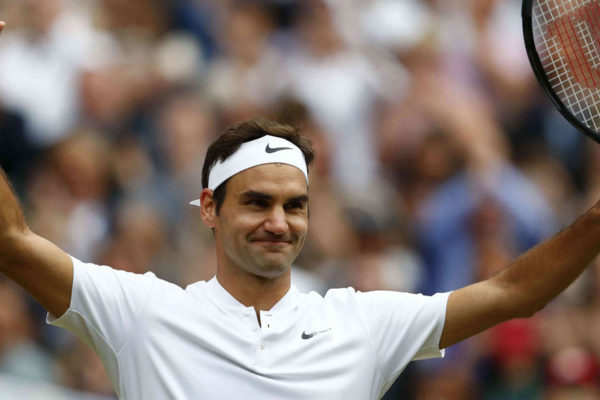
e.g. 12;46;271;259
200;189;217;229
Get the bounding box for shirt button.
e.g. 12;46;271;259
243;309;250;316
252;327;258;332
260;342;266;350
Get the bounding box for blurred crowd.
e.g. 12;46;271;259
1;0;600;398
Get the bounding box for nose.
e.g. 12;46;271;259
263;206;288;236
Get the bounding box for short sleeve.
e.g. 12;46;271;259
47;256;157;354
354;290;450;385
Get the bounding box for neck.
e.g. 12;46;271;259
216;266;291;313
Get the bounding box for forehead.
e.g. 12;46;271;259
226;164;308;197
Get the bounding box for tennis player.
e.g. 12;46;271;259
2;21;600;399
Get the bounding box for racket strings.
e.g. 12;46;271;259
533;0;600;132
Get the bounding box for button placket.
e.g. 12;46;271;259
257;312;273;355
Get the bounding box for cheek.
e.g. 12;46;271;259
290;216;309;237
221;213;262;240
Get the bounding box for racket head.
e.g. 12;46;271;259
522;0;600;144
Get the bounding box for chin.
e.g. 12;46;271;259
252;262;290;280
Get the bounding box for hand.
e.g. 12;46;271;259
0;21;5;34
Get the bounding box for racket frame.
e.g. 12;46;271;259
522;0;600;144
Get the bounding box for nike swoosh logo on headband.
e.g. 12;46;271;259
265;144;292;153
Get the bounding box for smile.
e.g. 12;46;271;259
251;239;292;248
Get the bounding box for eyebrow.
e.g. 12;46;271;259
288;194;309;204
240;190;271;200
240;190;308;204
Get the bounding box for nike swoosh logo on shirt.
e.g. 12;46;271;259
265;144;292;153
301;328;332;340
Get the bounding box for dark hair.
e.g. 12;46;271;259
202;117;315;214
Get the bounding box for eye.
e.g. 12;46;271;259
247;199;269;208
285;201;305;211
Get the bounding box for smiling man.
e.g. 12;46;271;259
0;117;452;399
197;129;312;318
4;19;600;400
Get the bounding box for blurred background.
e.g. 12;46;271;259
1;0;600;398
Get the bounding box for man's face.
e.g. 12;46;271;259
212;164;309;280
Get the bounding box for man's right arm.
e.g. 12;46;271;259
0;167;73;318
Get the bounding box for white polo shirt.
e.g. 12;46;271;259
49;257;450;400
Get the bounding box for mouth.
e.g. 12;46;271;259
252;239;290;245
250;238;293;249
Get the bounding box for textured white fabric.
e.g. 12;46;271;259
48;257;449;400
189;135;308;206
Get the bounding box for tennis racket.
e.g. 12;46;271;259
522;0;600;144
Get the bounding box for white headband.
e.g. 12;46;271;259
189;135;308;206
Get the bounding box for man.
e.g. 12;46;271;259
1;21;600;399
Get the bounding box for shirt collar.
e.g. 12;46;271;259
204;276;299;315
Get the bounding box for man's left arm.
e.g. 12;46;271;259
440;200;600;349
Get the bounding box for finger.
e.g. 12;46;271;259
0;21;5;33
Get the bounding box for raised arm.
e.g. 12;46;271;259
0;21;73;317
440;200;600;349
0;165;73;317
